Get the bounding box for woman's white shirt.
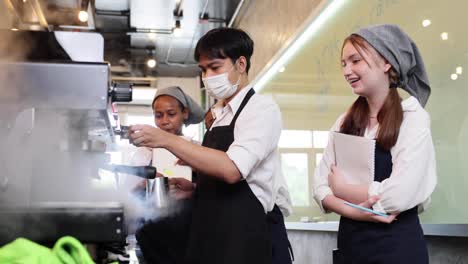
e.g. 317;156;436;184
313;96;437;214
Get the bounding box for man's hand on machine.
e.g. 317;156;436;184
169;177;196;200
129;124;169;148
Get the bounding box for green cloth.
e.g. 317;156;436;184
0;236;95;264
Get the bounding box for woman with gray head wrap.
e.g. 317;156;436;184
130;85;203;190
130;86;204;264
152;86;204;134
313;24;436;264
355;24;431;106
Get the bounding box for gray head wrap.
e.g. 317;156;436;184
153;86;204;125
354;24;431;106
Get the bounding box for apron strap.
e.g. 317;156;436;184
229;88;255;127
267;205;295;262
288;240;295;261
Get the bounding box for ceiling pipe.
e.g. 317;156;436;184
200;0;209;19
81;0;90;11
7;0;49;30
163;0;203;67
29;0;49;29
89;0;97;29
5;0;23;30
228;0;245;27
174;0;184;18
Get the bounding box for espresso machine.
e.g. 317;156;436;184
0;59;134;244
0;29;154;253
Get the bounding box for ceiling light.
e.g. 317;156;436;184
148;33;156;40
173;27;182;37
78;10;89;22
422;19;431;27
253;0;349;92
278;66;285;73
441;32;448;40
456;66;463;75
11;28;18;31
451;73;458;80
173;20;182;37
147;59;157;68
29;25;42;30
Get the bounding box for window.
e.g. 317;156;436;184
281;153;310;207
313;131;329;148
279;130;313;148
315;153;324;167
278;130;329;220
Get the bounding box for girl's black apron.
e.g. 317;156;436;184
335;144;429;264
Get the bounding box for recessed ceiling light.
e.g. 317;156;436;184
148;33;156;40
451;73;458;80
441;32;448;40
78;11;88;22
147;59;156;68
173;20;182;37
422;19;431;27
456;66;463;75
173;27;182;37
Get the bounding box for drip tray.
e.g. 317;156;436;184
0;202;125;245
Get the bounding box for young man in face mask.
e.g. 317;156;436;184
129;28;293;264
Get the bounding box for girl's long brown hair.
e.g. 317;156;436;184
339;34;403;151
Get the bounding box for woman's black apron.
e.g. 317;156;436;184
335;144;429;264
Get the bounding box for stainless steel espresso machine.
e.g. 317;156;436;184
0;60;133;244
0;29;171;263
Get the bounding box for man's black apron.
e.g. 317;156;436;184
185;88;285;264
137;88;293;264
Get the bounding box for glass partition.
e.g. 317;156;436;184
261;0;468;224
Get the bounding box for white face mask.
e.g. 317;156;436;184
202;64;241;100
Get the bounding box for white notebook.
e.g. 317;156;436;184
333;132;376;185
152;137;192;181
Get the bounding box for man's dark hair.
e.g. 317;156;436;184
194;27;254;74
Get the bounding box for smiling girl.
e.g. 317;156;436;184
313;24;437;264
